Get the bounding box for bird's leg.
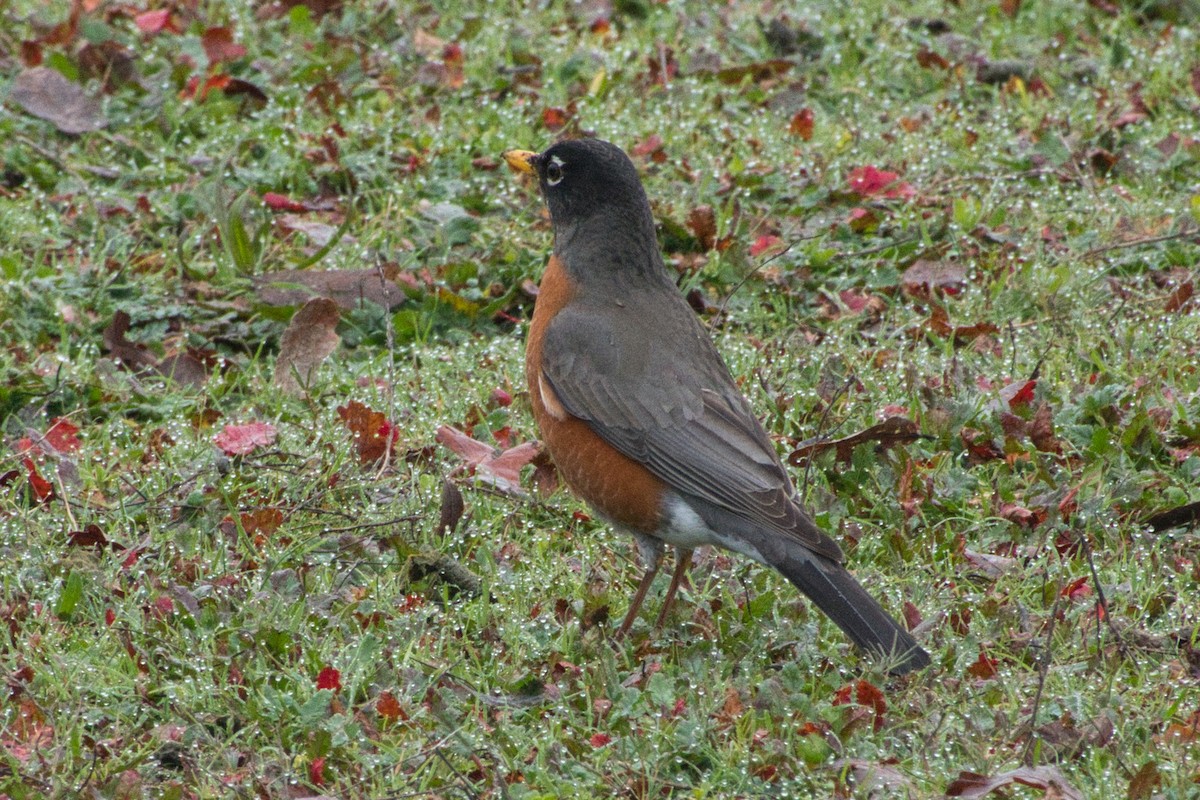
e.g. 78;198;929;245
653;547;693;630
615;533;664;639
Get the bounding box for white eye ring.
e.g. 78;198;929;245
545;156;565;186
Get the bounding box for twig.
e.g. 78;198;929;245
1021;579;1061;766
1081;230;1199;259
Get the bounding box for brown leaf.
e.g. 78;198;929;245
831;758;914;795
1127;761;1162;800
686;205;717;251
961;428;1003;463
1029;402;1063;454
945;766;1082;799
962;548;1017;579
274;298;341;393
788;107;814;140
10;66;106;134
715;59;792;84
201;27;248;64
915;47;950;69
788;417;923;466
254;269;407;310
337;401;399;465
901;259;966;295
998;501;1046;528
102;311;158;371
156;348;213;388
1165;280;1195;313
437;478;464;535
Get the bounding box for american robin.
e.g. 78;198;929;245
503;138;930;674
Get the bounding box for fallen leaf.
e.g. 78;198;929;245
254;269;406;310
201;27;248;64
901;259;966;295
788;417;923;465
749;234;784;257
961;428;1004;463
847;165;915;200
1127;761;1161;800
274;297;341;393
316;666;342;691
789;107;814;140
214;422;277;456
436;426;540;497
337;400;399;465
715;59;792;84
686;205;717;251
965;648;998;679
377;691;407;723
962;549;1017;579
831;758;914;795
134;9;180;35
102;311;157;371
945;766;1082;799
10;66;106;134
1029;402;1063;454
437;478;464;535
1000;379;1037;409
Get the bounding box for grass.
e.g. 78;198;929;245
2;0;1200;797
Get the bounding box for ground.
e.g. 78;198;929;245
1;0;1199;797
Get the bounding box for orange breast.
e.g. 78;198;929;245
526;255;667;534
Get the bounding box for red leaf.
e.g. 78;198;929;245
22;457;55;504
490;388;513;408
44;418;81;453
201;27;247;65
377;690;407;722
309;755;326;786
589;732;612;748
214;422;277;456
833;679;887;731
631;134;663;157
316;666;342;691
337;401;399;464
105;608;116;626
541;107;569;131
436;426;540;496
1000;379;1037;408
1061;576;1092;601
847;165;916;200
134;9;179;35
262;192;308;212
966;648;999;679
749;234;783;257
789;108;814;140
68;524;113;550
997;502;1044;528
180;73;232;101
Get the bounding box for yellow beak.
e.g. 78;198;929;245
502;149;538;175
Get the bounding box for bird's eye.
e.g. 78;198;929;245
545;159;564;186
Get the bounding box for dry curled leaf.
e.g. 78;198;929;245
10;66;106;134
274;298;340;393
788;417;923;466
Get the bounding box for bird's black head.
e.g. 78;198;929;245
505;138;652;232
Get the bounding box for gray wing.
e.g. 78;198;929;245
540;300;843;563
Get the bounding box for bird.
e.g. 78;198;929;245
502;138;930;674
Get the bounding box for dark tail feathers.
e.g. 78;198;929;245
772;553;930;675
